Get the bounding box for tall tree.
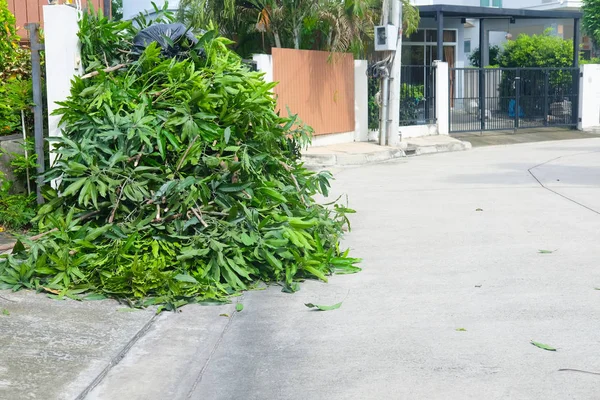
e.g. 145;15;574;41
583;0;600;49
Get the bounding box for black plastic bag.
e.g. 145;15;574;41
132;23;201;58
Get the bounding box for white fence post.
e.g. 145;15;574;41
434;61;449;135
252;54;273;84
354;60;368;142
578;64;600;133
43;5;82;170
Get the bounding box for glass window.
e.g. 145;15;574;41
426;29;437;43
443;30;456;42
402;45;425;65
404;29;424;42
492;0;502;7
464;40;471;54
480;0;489;6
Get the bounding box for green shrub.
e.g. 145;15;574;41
469;45;501;67
0;171;36;231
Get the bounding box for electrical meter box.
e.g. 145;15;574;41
374;25;398;51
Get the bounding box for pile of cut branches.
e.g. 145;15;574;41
0;10;359;310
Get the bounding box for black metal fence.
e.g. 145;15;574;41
450;67;579;133
368;64;437;129
400;65;436;126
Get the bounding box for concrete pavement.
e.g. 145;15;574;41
4;137;600;399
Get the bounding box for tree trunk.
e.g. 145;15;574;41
293;25;301;49
273;31;282;48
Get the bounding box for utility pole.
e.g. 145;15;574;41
387;0;402;146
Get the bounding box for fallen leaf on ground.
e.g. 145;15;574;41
475;208;483;211
456;328;467;332
219;313;229;317
236;303;243;312
1;309;9;316
538;249;556;254
531;340;556;351
305;302;342;311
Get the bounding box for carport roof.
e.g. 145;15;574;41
417;5;582;20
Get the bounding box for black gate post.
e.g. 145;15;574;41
572;18;581;127
543;70;549;127
479;19;485;131
25;23;45;205
514;70;521;132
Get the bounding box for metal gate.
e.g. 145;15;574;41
449;67;580;133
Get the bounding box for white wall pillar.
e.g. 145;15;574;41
354;60;368;142
578;64;600;133
434;61;449;135
43;5;82;169
252;54;273;84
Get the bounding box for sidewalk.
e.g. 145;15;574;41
302;135;471;167
0;290;156;400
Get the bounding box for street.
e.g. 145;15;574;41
3;137;600;399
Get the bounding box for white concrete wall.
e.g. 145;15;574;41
252;54;273;84
434;61;449;135
123;0;180;20
502;0;581;10
354;60;369;142
43;5;82;168
578;64;600;133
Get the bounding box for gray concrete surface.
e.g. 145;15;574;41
0;290;156;400
82;138;600;400
4;138;600;399
302;136;470;167
455;128;600;148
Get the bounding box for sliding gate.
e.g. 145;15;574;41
449;67;580;133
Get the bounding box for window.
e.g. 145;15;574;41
464;40;471;54
480;0;502;7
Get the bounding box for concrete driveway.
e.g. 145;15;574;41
7;138;600;400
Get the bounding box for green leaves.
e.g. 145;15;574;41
538;249;556;254
305;302;342;311
236;303;243;312
531;341;557;351
0;8;360;310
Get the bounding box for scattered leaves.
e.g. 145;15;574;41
236;303;244;312
305;302;342;311
538;249;556;254
475;208;483;212
1;308;9;316
455;328;467;332
219;313;229;317
531;340;556;351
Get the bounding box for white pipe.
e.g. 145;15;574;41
379;75;390;146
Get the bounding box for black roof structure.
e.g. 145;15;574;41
417;5;582;20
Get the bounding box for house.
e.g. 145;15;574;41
7;0;108;38
411;0;592;68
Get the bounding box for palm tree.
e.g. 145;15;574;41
178;0;419;56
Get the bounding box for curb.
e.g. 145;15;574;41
302;148;405;167
406;140;472;156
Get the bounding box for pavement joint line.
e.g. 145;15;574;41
528;150;600;216
76;311;159;400
185;297;242;399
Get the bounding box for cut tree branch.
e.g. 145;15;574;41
81;64;127;80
